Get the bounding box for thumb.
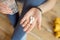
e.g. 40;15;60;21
37;14;42;30
37;20;41;30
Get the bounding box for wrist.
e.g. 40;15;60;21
30;7;42;16
30;7;42;13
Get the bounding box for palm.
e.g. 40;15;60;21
20;8;42;33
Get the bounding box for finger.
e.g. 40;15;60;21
0;9;12;14
0;4;12;14
37;13;42;30
6;7;12;13
20;17;26;24
24;23;30;31
20;8;36;24
37;20;41;30
22;19;29;27
26;20;36;33
20;13;30;24
3;6;12;14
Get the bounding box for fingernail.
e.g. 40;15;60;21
22;25;24;27
23;29;26;32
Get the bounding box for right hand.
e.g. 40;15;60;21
0;3;13;14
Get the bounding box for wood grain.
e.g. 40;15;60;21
0;13;14;40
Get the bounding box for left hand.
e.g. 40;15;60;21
20;8;42;33
0;2;13;14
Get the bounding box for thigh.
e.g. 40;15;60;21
7;12;19;27
21;0;47;17
24;0;47;6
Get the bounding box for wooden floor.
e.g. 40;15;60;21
0;0;60;40
27;0;60;40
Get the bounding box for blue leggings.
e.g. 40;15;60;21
7;0;46;40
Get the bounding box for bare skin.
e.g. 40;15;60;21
0;2;12;14
20;0;57;33
0;0;57;33
20;8;42;33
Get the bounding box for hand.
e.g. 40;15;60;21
20;8;42;33
0;3;12;14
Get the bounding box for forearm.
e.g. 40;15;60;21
38;0;57;13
